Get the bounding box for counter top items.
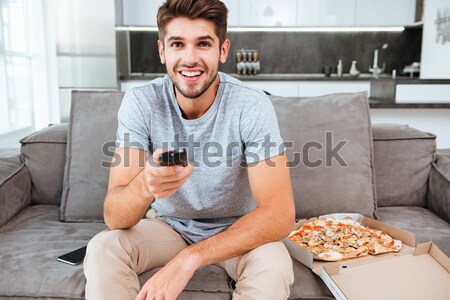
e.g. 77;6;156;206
402;62;421;78
337;60;343;77
236;49;260;75
349;61;360;77
323;65;332;77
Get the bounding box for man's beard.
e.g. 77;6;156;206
169;63;218;99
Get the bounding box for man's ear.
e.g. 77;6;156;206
219;39;230;64
158;40;166;64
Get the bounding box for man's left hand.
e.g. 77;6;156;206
135;251;198;300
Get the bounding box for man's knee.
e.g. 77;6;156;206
243;242;294;281
232;242;294;300
85;230;133;266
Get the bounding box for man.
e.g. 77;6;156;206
84;0;295;299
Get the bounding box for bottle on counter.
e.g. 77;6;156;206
253;50;260;75
236;51;243;75
349;61;360;77
337;59;343;77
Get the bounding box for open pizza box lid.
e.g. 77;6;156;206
282;213;450;300
320;242;450;300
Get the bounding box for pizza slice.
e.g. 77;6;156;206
366;228;402;255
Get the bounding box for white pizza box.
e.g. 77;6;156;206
320;242;450;300
282;214;450;300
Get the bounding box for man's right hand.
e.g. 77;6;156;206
144;149;193;199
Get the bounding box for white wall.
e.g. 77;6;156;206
119;0;417;27
420;0;450;79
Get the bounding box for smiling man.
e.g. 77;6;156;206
83;0;295;299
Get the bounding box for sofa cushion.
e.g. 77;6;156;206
60;91;124;222
20;124;68;205
140;260;334;300
0;148;31;227
0;205;234;300
372;124;436;207
0;205;106;299
271;92;377;219
139;266;232;300
428;150;450;223
0;205;335;300
289;259;334;300
377;206;450;257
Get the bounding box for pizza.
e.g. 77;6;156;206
288;218;402;261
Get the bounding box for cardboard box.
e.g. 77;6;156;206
283;216;450;300
321;242;450;300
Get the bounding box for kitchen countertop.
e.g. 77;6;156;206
121;73;450;83
122;73;379;81
120;73;450;108
368;98;450;108
122;73;450;82
371;77;450;84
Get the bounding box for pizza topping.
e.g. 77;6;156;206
288;218;402;261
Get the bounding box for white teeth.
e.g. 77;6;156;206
181;71;201;77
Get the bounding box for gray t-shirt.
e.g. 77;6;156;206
116;72;284;243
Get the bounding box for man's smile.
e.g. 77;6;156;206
178;69;205;82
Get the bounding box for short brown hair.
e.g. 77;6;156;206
157;0;228;46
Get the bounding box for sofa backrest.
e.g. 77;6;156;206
271;93;377;219
59;91;124;222
19;91;437;220
371;124;436;207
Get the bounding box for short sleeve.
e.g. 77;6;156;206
240;94;285;164
115;89;150;151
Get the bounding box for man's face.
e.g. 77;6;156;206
158;17;229;99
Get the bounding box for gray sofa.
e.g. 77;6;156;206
0;90;449;300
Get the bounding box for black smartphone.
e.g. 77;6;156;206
158;149;188;167
57;246;87;266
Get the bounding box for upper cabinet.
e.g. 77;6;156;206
118;0;416;27
355;0;416;26
221;0;239;26
122;0;165;26
297;0;356;26
238;0;297;26
120;0;238;26
297;0;416;27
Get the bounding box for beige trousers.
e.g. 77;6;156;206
84;212;294;300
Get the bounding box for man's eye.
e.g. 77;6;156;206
199;41;211;47
171;42;183;48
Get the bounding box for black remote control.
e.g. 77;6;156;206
158;150;188;167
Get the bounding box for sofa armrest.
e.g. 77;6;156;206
20;123;67;206
428;149;450;223
0;148;32;227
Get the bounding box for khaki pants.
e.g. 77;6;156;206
84;212;294;300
